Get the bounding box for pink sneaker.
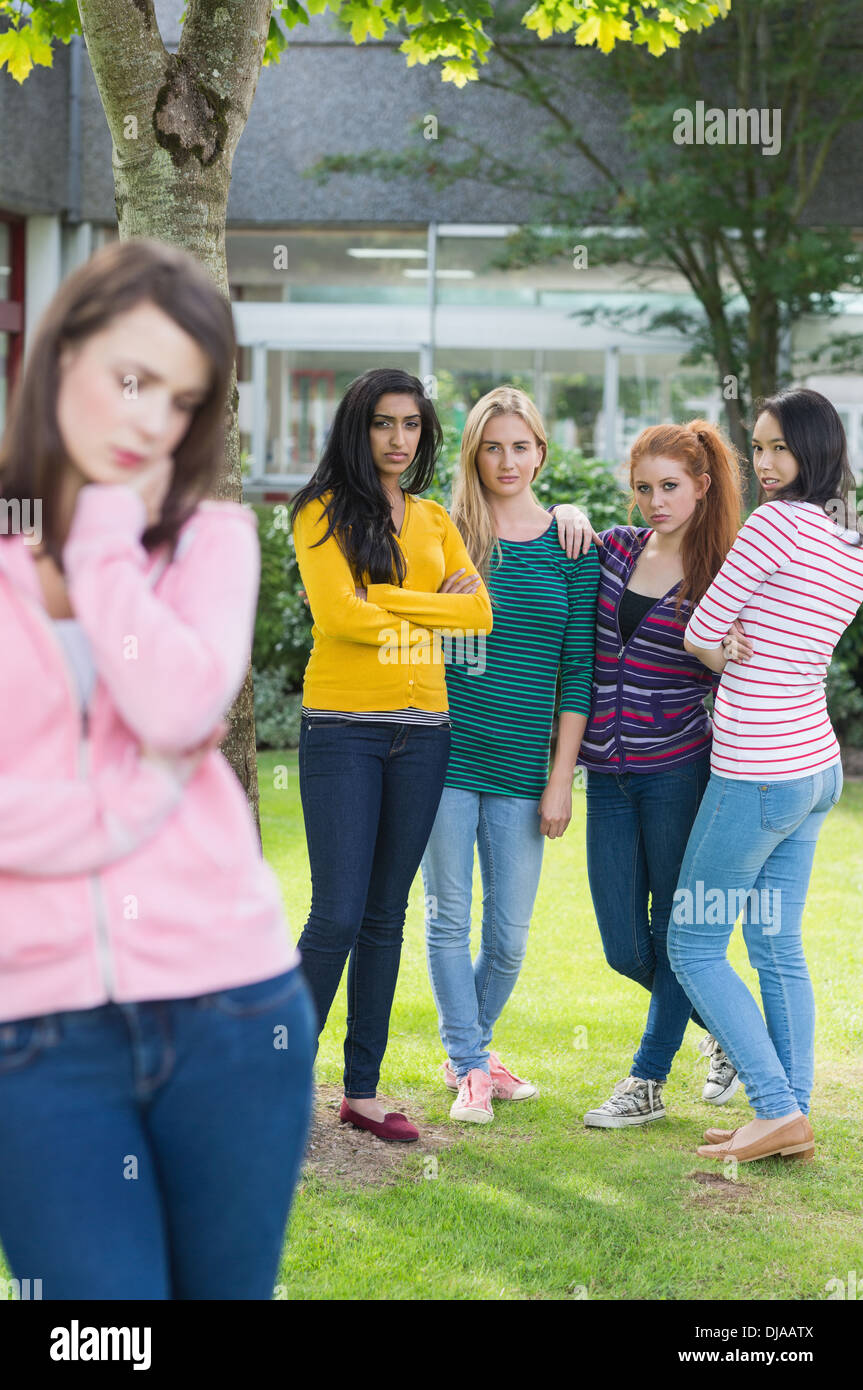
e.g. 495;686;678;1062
488;1052;539;1101
443;1055;538;1101
449;1068;494;1123
442;1060;459;1092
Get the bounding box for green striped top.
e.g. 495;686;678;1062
444;521;600;797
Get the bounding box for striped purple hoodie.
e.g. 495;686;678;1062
577;525;719;773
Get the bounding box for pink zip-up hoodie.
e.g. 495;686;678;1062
0;482;299;1024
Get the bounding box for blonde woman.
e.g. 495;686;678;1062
420;388;600;1123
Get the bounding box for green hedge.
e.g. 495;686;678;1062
252;504;311;689
829;615;863;747
251;503;309;750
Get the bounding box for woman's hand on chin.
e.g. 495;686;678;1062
125;454;175;528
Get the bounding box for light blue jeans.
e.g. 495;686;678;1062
420;787;545;1079
668;763;843;1119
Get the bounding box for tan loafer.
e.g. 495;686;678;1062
703;1126;740;1144
696;1115;814;1164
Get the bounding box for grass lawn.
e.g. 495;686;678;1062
2;758;859;1304
261;751;863;1302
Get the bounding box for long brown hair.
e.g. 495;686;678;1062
627;419;743;613
0;236;237;566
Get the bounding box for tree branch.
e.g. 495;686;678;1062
489;39;627;195
77;0;168;155
178;0;273;162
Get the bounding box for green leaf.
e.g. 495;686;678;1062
522;1;727;55
0;25;53;83
278;1;311;28
523;8;556;41
597;12;632;52
341;2;388;44
401;33;434;67
265;16;290;66
523;2;581;38
632;19;670;56
440;55;480;86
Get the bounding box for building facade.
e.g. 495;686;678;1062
3;2;863;497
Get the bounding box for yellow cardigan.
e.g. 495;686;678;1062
292;492;493;712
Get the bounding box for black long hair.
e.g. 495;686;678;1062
752;388;859;533
289;368;443;584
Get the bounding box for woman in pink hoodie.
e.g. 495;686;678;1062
0;237;314;1300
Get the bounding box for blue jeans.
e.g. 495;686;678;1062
296;718;451;1098
668;764;842;1119
0;968;315;1299
585;756;711;1082
420;787;545;1079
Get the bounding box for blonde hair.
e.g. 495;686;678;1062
451;386;549;578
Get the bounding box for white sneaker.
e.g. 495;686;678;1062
584;1076;666;1128
699;1034;740;1105
450;1067;494;1123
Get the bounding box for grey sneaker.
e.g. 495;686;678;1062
583;1075;666;1128
699;1034;740;1105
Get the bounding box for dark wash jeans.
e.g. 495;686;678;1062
0;967;315;1299
297;717;451;1098
585;755;711;1082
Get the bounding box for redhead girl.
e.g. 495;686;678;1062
576;421;746;1128
0;238;315;1299
671;388;863;1165
420;387;600;1122
290;368;493;1143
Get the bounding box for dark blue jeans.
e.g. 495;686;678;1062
0;968;315;1299
297;717;451;1099
585;756;711;1081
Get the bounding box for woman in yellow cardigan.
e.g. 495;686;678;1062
290;368;493;1142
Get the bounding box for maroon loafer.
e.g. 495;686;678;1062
339;1098;419;1143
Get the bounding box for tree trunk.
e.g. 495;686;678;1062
745;300;781;507
77;0;275;837
698;293;754;500
724;393;754;503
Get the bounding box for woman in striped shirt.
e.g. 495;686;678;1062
670;388;863;1166
578;421;746;1130
290;368;493;1144
420;387;599;1124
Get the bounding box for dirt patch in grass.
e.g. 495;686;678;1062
299;1084;460;1189
686;1168;757;1207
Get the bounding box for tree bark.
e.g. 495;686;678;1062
77;0;275;837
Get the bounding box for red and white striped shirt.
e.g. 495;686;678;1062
686;500;863;780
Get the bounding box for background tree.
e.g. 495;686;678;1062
0;0;731;823
312;0;863;501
